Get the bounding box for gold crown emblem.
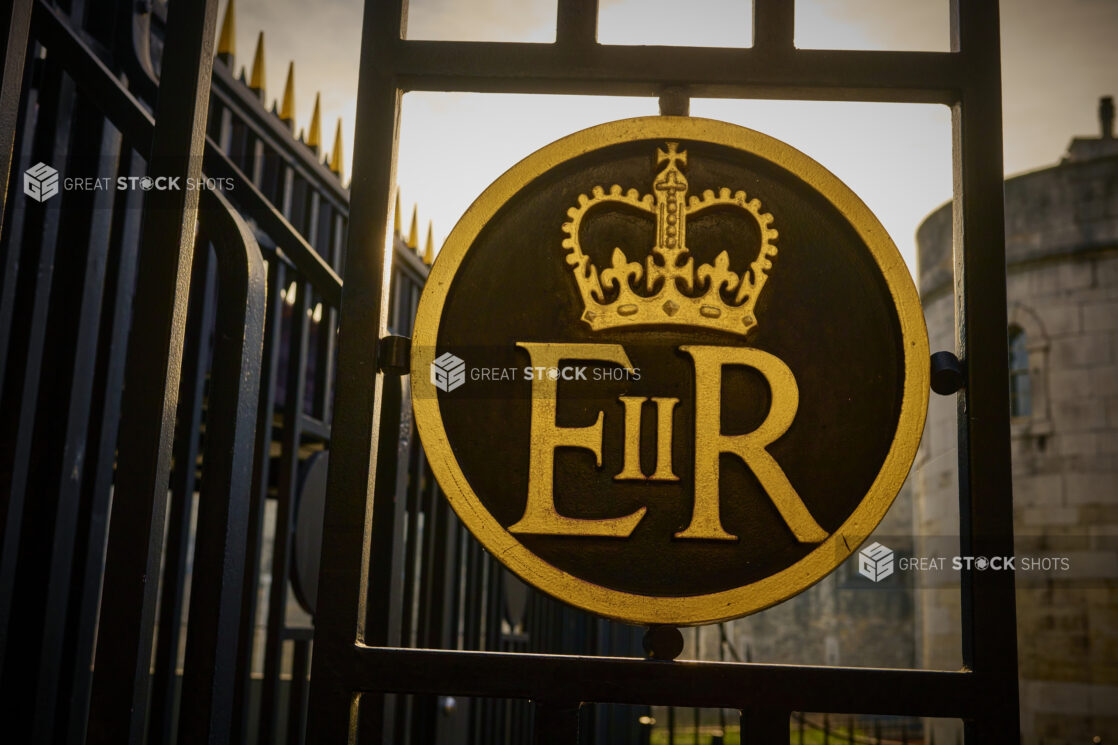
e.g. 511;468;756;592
562;142;777;336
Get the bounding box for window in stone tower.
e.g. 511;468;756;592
1008;325;1031;417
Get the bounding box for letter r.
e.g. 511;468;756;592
679;345;827;543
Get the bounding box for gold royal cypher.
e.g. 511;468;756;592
410;117;928;625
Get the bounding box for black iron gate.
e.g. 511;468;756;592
0;1;1019;744
0;1;650;742
310;0;1019;743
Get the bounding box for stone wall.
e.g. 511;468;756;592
914;142;1118;745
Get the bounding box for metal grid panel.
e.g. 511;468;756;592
310;0;1019;743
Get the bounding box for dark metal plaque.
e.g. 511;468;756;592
411;117;928;625
293;451;330;616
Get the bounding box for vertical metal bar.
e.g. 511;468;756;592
555;0;598;46
229;118;255;180
232;259;286;745
62;146;145;745
149;245;216;745
741;710;790;745
0;0;32;237
0;61;75;676
395;395;423;740
693;628;700;744
535;701;581;745
486;561;503;651
312;204;338;418
230;118;289;745
251;139;266;186
539;594;551;654
356;374;406;744
387;265;403;334
315;211;346;419
7;94;117;743
256;142;278;204
85;0;220;741
431;478;457;651
752;0;795;52
949;1;1019;743
306;0;406;739
261;281;312;744
207;98;226;142
177;190;265;744
419;463;444;648
718;625;727;737
399;439;422;645
306;192;322;256
289;176;310;236
0;46;35;401
244;149;299;745
463;540;482;650
287;639;312;745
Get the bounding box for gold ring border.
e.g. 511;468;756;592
410;116;929;626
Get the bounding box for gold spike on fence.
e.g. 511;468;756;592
330;119;345;180
249;31;265;99
217;0;236;66
424;221;435;265
307;92;322;150
407;205;419;250
280;62;295;127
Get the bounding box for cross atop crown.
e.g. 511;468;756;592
653;142;690;257
657;142;687;171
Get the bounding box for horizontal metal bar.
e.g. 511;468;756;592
391;42;964;103
29;3;154;156
201;142;343;307
349;646;980;718
297;414;331;442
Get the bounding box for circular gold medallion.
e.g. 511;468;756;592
411;117;928;625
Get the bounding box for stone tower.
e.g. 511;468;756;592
914;97;1118;745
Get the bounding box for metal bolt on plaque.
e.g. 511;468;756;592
411;117;929;625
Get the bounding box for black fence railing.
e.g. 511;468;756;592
0;1;648;743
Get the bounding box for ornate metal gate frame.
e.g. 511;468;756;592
309;0;1020;743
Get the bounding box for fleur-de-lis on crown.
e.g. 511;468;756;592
561;142;778;336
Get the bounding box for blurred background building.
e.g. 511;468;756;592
913;97;1118;745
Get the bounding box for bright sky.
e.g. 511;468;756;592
229;0;1118;274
